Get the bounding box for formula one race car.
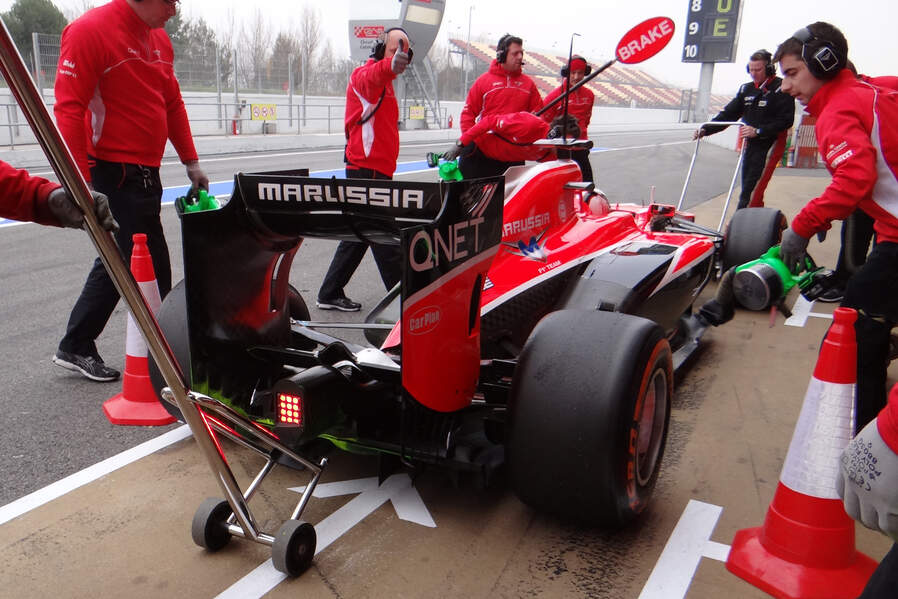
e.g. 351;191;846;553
149;140;784;576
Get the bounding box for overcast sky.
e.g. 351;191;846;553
3;0;897;94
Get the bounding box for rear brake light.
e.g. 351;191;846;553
278;392;303;426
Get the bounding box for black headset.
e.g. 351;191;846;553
371;27;413;62
560;55;592;78
793;27;843;80
496;34;519;63
746;50;775;77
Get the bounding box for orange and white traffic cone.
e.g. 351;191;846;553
102;233;175;426
726;307;878;598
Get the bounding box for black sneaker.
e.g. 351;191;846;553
817;287;845;303
316;296;361;312
52;350;121;382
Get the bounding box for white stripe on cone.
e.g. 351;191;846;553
124;278;162;359
780;377;855;500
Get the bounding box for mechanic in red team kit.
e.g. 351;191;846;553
694;49;795;209
772;23;898;596
316;27;412;312
540;55;596;182
0;161;115;230
454;33;543;179
52;0;209;382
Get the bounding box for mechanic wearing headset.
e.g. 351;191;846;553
772;26;898;595
448;34;543;179
694;49;795;209
776;21;898;438
316;27;411;313
52;0;208;382
0;161;115;230
539;55;596;182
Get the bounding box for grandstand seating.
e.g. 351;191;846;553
449;38;729;113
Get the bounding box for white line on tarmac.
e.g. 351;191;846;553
216;474;419;599
785;294;833;327
0;424;191;526
638;499;729;599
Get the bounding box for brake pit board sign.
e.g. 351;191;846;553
682;0;742;63
250;104;277;121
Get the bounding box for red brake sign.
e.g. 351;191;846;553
615;17;675;64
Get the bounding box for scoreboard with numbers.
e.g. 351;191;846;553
682;0;743;63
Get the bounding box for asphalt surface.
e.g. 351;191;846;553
0;129;739;506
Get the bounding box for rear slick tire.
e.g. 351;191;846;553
722;206;786;270
507;310;673;527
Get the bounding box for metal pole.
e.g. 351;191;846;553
31;32;42;103
0;18;260;538
288;54;294;128
695;62;714;123
301;53;307;126
215;45;222;130
232;48;239;136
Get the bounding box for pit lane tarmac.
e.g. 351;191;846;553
1;171;893;599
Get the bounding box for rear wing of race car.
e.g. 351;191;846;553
177;171;503;414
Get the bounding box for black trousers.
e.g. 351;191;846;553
458;143;522;180
841;241;898;433
834;209;876;285
58;159;171;357
738;138;776;210
858;542;898;598
317;166;401;301
557;148;594;183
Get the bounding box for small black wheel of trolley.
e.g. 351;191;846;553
191;498;233;551
272;519;317;577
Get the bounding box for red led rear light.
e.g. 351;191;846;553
278;392;303;426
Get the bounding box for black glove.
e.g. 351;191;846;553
47;187;118;232
443;141;464;162
779;227;810;274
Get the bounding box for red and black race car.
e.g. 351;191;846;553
149;140;784;576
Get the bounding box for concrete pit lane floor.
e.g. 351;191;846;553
0;169;894;599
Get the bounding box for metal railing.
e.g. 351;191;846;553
0;96;450;147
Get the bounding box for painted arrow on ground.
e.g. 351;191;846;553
216;473;434;599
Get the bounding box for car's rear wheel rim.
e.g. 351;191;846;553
636;367;668;486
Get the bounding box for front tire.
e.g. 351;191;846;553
506;310;672;527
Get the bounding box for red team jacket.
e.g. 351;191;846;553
787;69;898;449
0;162;61;226
344;57;399;177
54;0;198;181
790;69;898;245
460;60;542;135
540;81;594;139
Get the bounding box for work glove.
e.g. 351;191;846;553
391;40;410;75
779;227;810;274
185;161;209;191
443;140;464;162
47;187;118;232
838;418;898;542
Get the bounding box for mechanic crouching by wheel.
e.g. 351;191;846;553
455;34;543;180
774;22;898;442
316;27;412;312
694;49;795;210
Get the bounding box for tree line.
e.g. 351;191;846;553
1;0;483;100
